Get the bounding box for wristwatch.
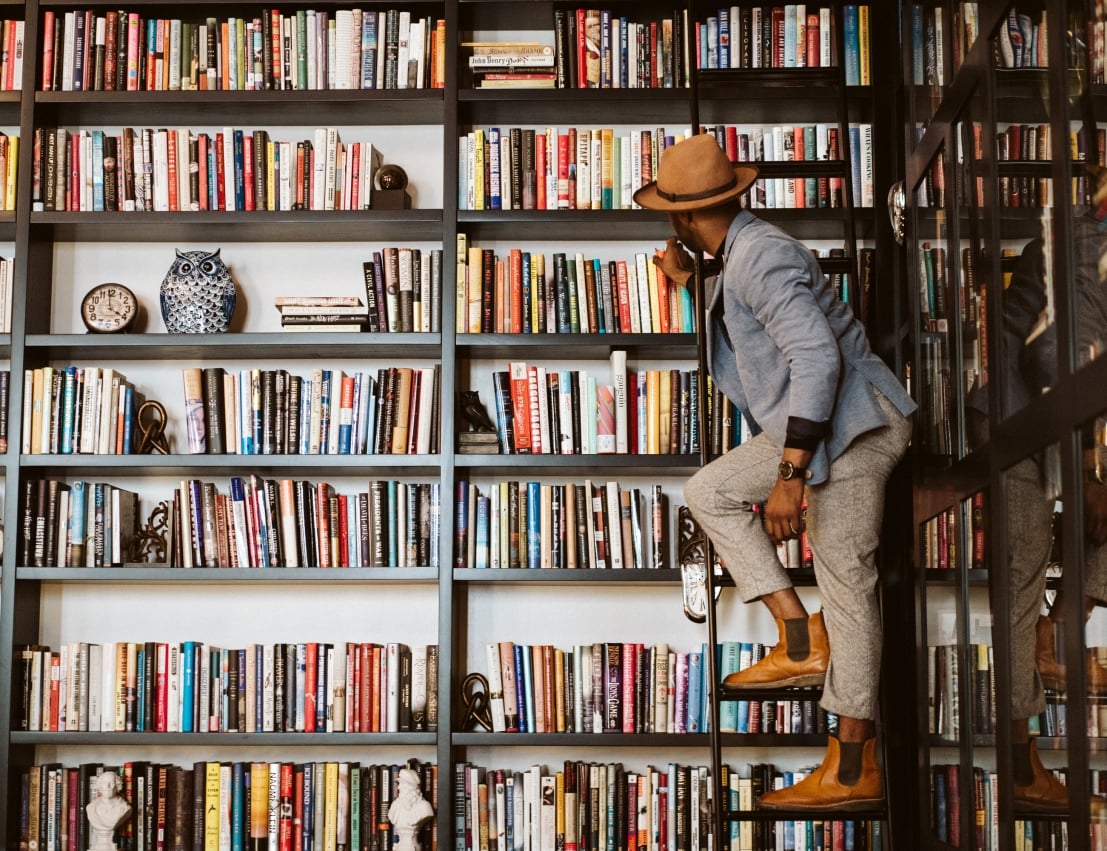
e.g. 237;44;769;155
778;461;808;481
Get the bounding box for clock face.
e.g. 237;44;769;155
82;283;137;333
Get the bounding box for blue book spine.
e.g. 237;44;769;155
91;130;105;211
181;641;195;732
233;129;246;209
911;4;924;85
387;480;398;566
526;481;541;568
520;643;535;732
455;480;469;568
301;761;314;845
319;370;333;454
121;386;135;454
475;495;490;569
504;775;515;851
134;645;146;730
298;378;312;455
843;5;860;85
592;259;605;332
207;141;219;210
849;124;862;208
232;762;245;850
718;7;730;69
60;367;77;453
361;12;378;89
513;643;528;732
619;18;629;88
698;23;708;70
686;650;703;733
68;480;88;565
350;766;361;850
488;128;502;210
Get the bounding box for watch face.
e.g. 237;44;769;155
82;283;137;333
779;461;796;479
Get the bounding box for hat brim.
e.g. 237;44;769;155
632;163;760;211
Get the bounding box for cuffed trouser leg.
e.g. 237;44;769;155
684;392;912;721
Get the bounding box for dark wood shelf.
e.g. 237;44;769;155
720;684;824;702
453;454;701;475
24;332;441;359
17;566;437;582
19;453;443;475
10;731;436;745
453;568;681;584
34;88;444;126
28;210;444;242
459;87;692;124
455;333;698;359
457;209;673;241
453;732;705;746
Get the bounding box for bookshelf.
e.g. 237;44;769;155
0;1;904;848
903;1;1107;847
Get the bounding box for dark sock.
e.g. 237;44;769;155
1013;742;1034;787
783;617;810;662
838;741;865;786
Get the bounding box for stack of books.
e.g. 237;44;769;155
275;296;367;331
466;41;556;88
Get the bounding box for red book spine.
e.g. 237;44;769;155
243;134;255;211
358;643;372;733
621;642;636;733
304;643;317;732
42;12;56;91
215;132;227;210
370;645;382;732
535;132;547;210
316;483;332;568
155;642;168;732
508;362;532;453
806;14;820;66
557;132;570;208
576;9;587;87
349;142;361;210
615;260;632;333
337;493;350;567
166;130;179;211
270;9;283;89
279;763;294;851
566;128;577;208
772;7;786;68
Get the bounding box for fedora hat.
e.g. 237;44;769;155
633;134;759;212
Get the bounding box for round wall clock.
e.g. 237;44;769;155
81;283;138;333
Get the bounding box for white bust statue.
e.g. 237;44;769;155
87;771;132;851
388;767;435;851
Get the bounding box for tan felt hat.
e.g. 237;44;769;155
633;133;760;212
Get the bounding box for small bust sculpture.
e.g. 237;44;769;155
87;771;131;851
388;767;434;851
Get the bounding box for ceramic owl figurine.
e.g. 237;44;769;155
159;249;237;333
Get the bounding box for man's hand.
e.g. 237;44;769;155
653;237;695;286
763;477;806;546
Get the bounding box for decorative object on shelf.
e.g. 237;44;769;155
372;164;412;209
678;506;722;623
388;765;435;851
87;771;131;851
887;181;906;246
81;283;140;333
458;390;501;454
134;400;170;455
125;500;170;565
459;671;493;731
159;248;237;333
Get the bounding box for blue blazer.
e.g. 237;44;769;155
707;211;916;484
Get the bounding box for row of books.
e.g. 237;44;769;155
995;8;1046;70
22;366;141;456
361;249;443;333
165;477;441;569
181;365;441;456
920;493;985;571
19;640;438;735
20;760;436;851
694;5;869;81
33;126;384;213
929;764;991;850
0;20;23;90
456;761;882;851
489;358;702;456
551;9;690;90
0;134;18;210
41;8;446;92
927;643;985;741
456;242;692;337
454;480;670;572
458;126;686;212
18;480;139;568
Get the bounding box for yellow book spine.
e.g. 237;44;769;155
456;232;469;334
646;256;661;334
858;6;870;85
645;370;660;454
324;761;339;851
473;128;486;211
6;135;18;209
205;762;222;851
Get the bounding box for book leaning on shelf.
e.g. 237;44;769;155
32;126;382;212
455;239;693;335
489;354;701;456
20;761;437;851
180;364;440;456
17;640;438;734
466;41;556;88
41;8;446;91
458;126;690;211
164;477;441;569
455;480;670;572
22;365;140;454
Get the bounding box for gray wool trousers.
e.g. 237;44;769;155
684;390;913;720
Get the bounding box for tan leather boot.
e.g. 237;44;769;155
758;736;884;812
723;611;829;690
1014;739;1070;814
1035;616;1107;695
1036;615;1066;692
